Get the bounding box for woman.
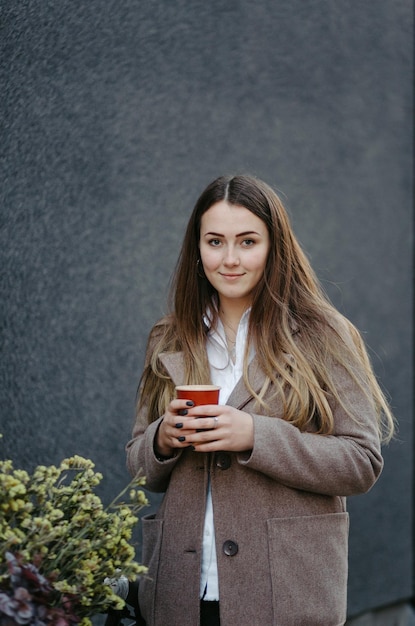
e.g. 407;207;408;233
126;175;394;626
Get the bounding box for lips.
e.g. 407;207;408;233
220;273;244;279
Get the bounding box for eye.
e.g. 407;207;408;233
242;239;255;247
208;238;222;247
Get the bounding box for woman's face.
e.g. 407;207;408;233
199;201;270;310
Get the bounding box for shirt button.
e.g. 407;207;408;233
215;452;231;470
223;540;238;557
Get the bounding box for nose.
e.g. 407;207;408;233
223;245;240;267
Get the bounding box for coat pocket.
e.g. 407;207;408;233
267;512;349;626
138;513;163;626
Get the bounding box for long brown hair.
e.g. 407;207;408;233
138;175;395;442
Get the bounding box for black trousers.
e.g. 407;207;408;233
200;601;220;626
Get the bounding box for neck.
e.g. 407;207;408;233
218;301;250;333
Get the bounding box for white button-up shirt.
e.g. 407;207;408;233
199;309;254;600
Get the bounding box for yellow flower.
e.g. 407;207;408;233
0;460;13;472
0;442;148;621
60;456;95;471
32;464;60;483
1;528;25;548
47;508;65;522
1;474;27;495
13;469;30;483
53;580;78;594
1;498;26;513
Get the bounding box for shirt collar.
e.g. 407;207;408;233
205;307;252;370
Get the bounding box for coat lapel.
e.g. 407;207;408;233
226;357;267;409
159;352;186;386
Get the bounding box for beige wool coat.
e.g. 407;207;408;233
126;320;383;626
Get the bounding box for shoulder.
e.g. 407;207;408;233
296;306;363;357
323;309;363;353
149;315;174;338
144;315;176;357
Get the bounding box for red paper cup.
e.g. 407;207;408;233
176;385;221;406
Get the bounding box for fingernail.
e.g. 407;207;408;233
189;445;196;451
178;436;186;442
175;422;183;429
178;409;188;416
186;401;194;407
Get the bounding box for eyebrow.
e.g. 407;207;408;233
203;230;262;237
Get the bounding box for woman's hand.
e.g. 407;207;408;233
155;399;254;456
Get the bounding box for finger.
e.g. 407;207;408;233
195;416;220;430
191;416;218;432
185;416;221;432
188;404;221;417
189;439;222;453
167;399;195;414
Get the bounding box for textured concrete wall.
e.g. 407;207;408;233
0;0;412;617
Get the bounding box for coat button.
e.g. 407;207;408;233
215;452;231;470
223;540;238;557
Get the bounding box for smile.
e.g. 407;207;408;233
220;273;245;280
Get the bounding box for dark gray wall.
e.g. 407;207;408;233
0;0;412;617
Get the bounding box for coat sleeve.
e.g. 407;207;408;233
237;329;384;497
126;414;183;492
125;321;184;492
